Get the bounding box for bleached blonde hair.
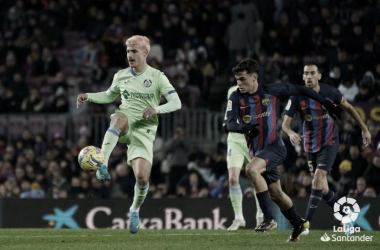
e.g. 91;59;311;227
125;35;150;53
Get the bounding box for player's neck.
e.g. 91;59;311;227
313;83;321;93
132;63;148;74
248;82;259;94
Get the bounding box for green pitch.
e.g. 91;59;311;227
0;229;379;250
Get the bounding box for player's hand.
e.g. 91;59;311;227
290;133;303;146
77;93;88;109
142;107;157;120
242;123;260;140
323;101;342;120
362;130;371;147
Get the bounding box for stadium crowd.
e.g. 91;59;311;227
0;0;380;199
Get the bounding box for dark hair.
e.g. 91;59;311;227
304;61;320;72
232;58;259;75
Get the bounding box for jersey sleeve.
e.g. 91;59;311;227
154;72;181;114
158;72;176;97
263;83;291;98
86;71;120;103
284;96;298;117
332;87;344;104
226;91;244;133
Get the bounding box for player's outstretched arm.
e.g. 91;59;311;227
288;85;342;120
83;88;119;105
152;91;181;116
76;93;88;109
338;97;371;146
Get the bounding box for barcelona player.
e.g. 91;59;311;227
226;58;341;242
77;35;181;234
282;62;371;235
224;85;263;231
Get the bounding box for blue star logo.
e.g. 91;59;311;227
43;205;80;229
354;204;373;231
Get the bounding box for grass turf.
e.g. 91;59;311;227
0;229;379;250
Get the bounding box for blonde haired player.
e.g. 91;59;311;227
224;85;263;230
77;35;181;234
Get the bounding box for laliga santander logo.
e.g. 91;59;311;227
333;197;360;223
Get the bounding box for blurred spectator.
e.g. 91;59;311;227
188;154;217;187
88;176;109;199
114;163;135;198
20;181;45;198
49;90;69;113
165;126;190;194
363;153;380;195
338;76;359;102
336;160;354;198
172;73;190;108
35;47;61;77
74;39;99;69
325;65;341;88
363;187;377;198
225;13;253;62
147;36;163;64
354;81;372;102
21;87;45;113
9;72;28;102
176;170;209;198
91;61;109;86
2;88;21;112
175;40;197;65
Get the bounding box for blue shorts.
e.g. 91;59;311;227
256;142;287;185
306;145;339;174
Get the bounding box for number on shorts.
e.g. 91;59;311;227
308;161;314;173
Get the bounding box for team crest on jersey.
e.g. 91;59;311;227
143;79;152;88
262;98;270;106
305;114;313;122
243;115;252;123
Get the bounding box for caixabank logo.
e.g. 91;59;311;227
321;197;374;242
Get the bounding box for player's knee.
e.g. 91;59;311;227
313;171;326;184
245;164;260;177
229;176;239;186
135;174;149;186
111;114;129;134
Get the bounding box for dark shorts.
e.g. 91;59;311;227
306;145;339;174
255;142;287;185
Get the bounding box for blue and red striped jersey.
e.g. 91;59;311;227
284;83;343;153
227;83;290;158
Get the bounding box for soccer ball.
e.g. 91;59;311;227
78;146;104;171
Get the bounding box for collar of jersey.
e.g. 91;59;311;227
237;84;261;96
130;65;150;76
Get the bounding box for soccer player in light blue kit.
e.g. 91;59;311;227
77;35;181;234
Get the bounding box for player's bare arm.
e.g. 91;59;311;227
76;93;88;109
142;107;157;120
282;115;303;146
339;96;371;146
